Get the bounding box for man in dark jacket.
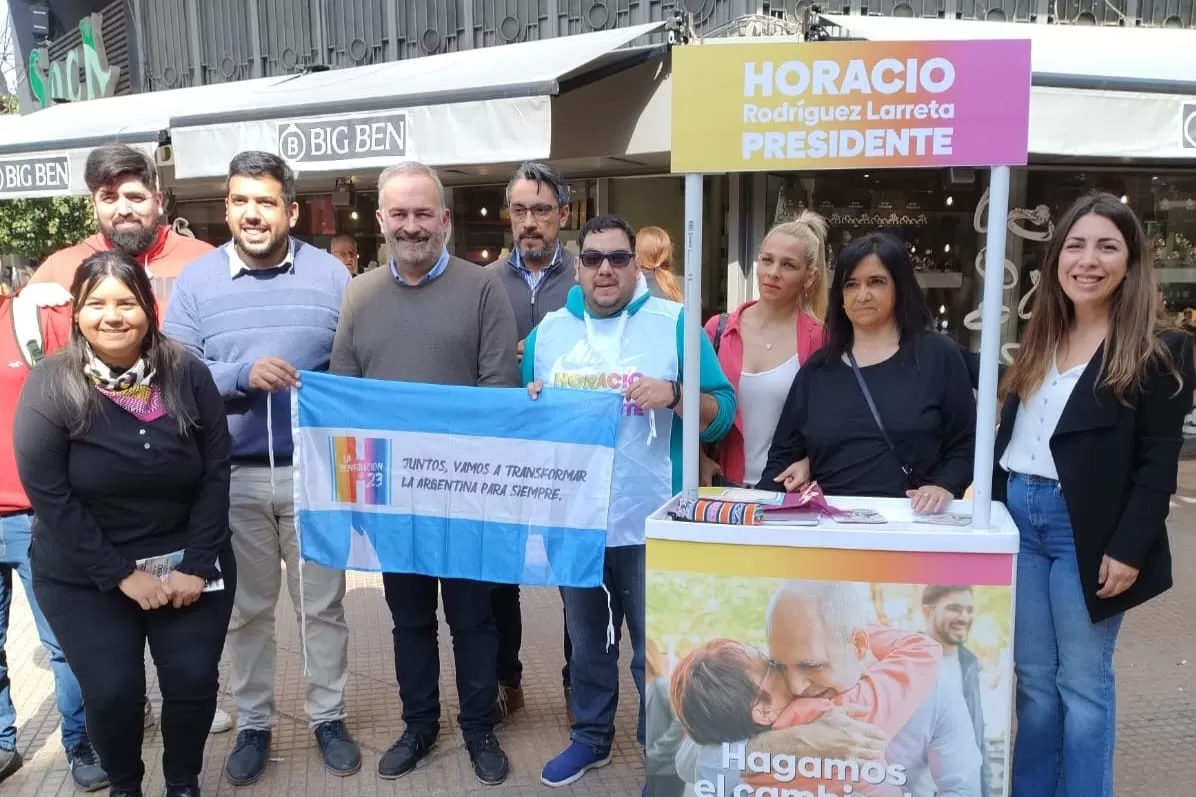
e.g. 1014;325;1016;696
922;585;992;797
483;161;578;720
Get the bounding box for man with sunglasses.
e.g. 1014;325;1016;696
522;215;736;788
485;162;578;722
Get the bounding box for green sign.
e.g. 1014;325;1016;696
28;12;120;109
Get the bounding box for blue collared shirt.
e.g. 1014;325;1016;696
509;244;563;291
391;248;450;286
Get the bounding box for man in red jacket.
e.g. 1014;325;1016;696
0;281;109;789
27;144;213;319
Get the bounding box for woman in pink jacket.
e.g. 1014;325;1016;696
702;212;830;487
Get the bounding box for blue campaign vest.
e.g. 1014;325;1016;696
533;295;680;547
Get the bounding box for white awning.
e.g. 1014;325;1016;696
0;76;289;198
168;23;665;181
819;14;1196;160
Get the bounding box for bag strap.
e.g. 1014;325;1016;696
713;312;728;354
10;295;45;369
846;350;917;488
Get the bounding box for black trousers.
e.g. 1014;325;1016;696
383;573;497;742
33;547;236;791
492;584;574;688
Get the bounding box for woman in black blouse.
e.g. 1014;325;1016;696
760;231;976;511
14;251;234;797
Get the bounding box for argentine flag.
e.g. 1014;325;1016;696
291;370;621;588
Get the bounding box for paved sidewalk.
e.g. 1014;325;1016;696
4;464;1196;795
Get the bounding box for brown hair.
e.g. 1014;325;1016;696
636;226;683;302
669;639;771;745
764;210;830;322
1001;191;1179;404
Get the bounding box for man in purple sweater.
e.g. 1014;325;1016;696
163;151;359;787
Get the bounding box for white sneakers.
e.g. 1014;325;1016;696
143;702;233;735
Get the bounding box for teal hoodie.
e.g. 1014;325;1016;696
522;285;736;494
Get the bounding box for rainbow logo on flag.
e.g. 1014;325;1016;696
329;436;391;505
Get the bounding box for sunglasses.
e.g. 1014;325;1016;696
579;250;635;269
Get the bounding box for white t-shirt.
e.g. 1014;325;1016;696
999;356;1085;480
738;355;799;486
940;649;966;701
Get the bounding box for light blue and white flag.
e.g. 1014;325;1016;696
291;370;622;588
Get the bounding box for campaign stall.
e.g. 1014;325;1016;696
645;38;1032;797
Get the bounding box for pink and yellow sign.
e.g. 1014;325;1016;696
670;39;1031;173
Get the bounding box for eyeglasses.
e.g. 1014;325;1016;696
579;250;635;269
509;204;559;221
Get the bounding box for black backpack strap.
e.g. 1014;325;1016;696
713;312;728;354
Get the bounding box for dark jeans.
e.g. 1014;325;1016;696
561;544;645;753
562;607;572;688
383;573;497;743
491;584;522;686
33;547;236;791
493;585;574;689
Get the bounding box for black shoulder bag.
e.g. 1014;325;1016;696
846;350;921;489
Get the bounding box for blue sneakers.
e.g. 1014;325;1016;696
540;741;611;787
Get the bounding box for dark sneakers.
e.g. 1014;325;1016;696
314;720;362;777
466;732;510;786
66;739;108;792
164;782;201;797
377;729;436;780
225;729;272;786
0;747;20;784
495;682;524;723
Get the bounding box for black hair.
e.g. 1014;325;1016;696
226;151;296;205
83;144;157;194
55;250;195;436
819;231;933;362
506;161;570;208
921;585;973;607
579;215;636;251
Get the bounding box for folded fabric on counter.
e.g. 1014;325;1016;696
671;497;764;526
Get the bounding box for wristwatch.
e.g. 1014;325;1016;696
667;380;681;410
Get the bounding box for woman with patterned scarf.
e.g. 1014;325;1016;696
13;250;235;797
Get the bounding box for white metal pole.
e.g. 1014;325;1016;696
681;173;704;497
972;165;1011;529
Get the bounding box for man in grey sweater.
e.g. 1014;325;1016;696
484;161;578;722
330;160;518;787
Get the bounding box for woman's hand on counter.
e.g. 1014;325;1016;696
907;484;952;515
774;459;811;492
699;453;723;487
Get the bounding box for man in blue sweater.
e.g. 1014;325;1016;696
522;215;736;788
163;152;359;787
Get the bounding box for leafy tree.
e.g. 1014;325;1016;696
0;93;97;261
0;197;97;260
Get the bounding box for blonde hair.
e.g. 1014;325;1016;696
762;210;830;322
636;226;683;302
1002;192;1180;404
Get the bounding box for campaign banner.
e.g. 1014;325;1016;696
292;370;622;587
647;539;1014;797
670;39;1031;173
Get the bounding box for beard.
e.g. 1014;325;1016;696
234;227;288;261
102;220;159;256
518;234;554;262
388;228;447;271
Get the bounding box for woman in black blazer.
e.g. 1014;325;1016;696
993;192;1195;797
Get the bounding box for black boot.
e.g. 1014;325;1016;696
163;781;199;797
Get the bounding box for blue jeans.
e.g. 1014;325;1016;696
0;513;87;752
560;544;645;753
1007;473;1123;797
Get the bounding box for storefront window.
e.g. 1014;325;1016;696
765;169;987;342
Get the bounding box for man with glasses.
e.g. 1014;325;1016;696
485;162;578;721
521;215;735;788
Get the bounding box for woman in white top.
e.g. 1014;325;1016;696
993;192;1195;797
701;212;830;487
